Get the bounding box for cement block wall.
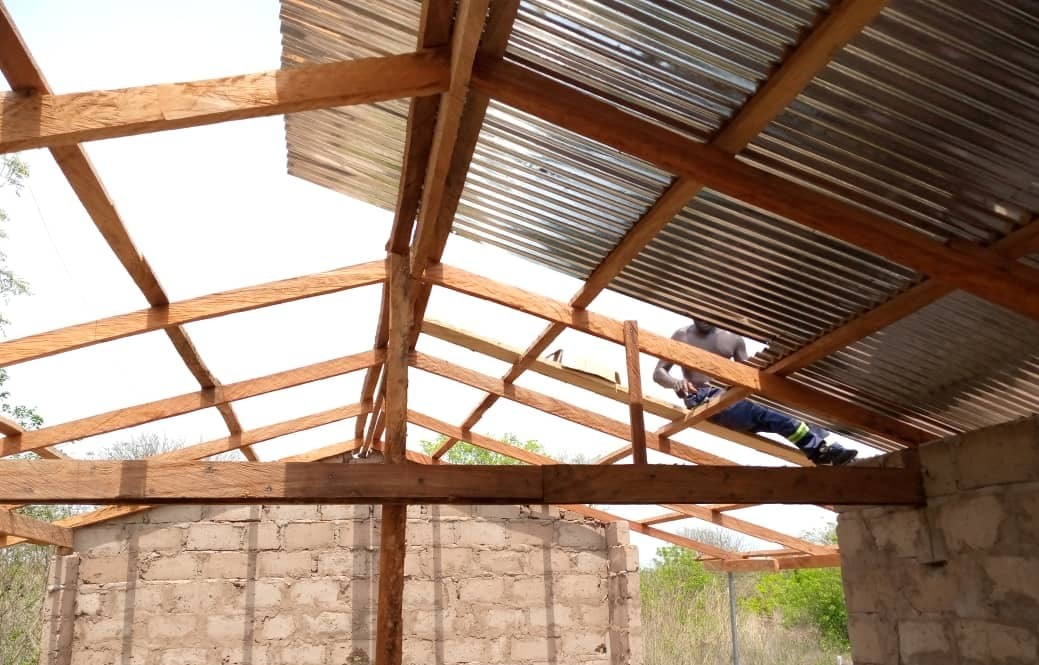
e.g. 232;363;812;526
42;503;641;665
837;416;1039;665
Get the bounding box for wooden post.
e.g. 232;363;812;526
376;252;412;665
624;321;648;465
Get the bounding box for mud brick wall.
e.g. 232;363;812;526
837;416;1039;665
42;503;641;665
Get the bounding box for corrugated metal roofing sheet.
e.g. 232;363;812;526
452;101;672;279
743;0;1039;244
280;0;1039;448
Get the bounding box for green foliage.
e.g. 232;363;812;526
419;433;545;465
742;525;849;649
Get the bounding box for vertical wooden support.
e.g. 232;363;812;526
375;252;411;665
624;321;648;465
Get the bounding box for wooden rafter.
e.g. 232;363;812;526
471;60;1039;323
423;264;933;445
411;351;736;466
0;507;73;547
661;504;834;556
0;261;386;367
0;51;451;153
703;553;842;572
0;461;923;505
421;320;807;464
447;0;893;455
623;321;648;464
0;350;383;456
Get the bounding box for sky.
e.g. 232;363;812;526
0;1;861;565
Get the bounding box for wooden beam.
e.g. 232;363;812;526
424;263;933;446
155;404;371;462
703;553;842;572
421;319;807;464
0;51;451;152
408;410;556;466
376;253;412;665
470;61;1039;323
411;351;735;466
0;261;385;367
623;321;648;465
558;504;739;561
358;0;454;440
0;462;924;505
0;6;254;452
410;0;491;275
0;416;66;459
0;508;73;547
1;350;383;456
661;504;834;556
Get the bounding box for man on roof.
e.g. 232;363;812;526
652;318;859;466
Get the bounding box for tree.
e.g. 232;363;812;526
742;525;849;649
0;154;55;665
0;155;40;432
419;433;546;465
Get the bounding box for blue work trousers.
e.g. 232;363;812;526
685;386;826;455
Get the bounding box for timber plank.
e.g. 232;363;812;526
0;462;924;505
1;51;450;152
424;264;933;446
0;261;385;367
1;350;383;456
0;508;73;547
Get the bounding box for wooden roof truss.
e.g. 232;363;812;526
3;1;1036;660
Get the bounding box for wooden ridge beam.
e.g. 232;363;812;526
423;263;933;446
0;50;451;152
470;60;1039;323
411;351;735;466
421;319;808;465
0;261;386;367
357;0;455;441
0;508;73;547
661;503;834;556
399;0;520;441
1;350;383;456
0;461;924;505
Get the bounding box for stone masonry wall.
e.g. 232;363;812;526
43;503;641;665
837;416;1039;665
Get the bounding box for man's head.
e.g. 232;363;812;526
692;318;715;334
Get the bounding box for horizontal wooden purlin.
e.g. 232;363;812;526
410;352;734;466
423;264;933;446
421;320;808;465
0;350;384;456
702;553;842;572
0;50;450;152
0;461;923;505
0;508;73;547
0;261;386;367
470;60;1039;323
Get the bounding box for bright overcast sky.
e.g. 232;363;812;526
1;1;862;563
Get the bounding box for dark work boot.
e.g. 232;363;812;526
813;441;858;466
